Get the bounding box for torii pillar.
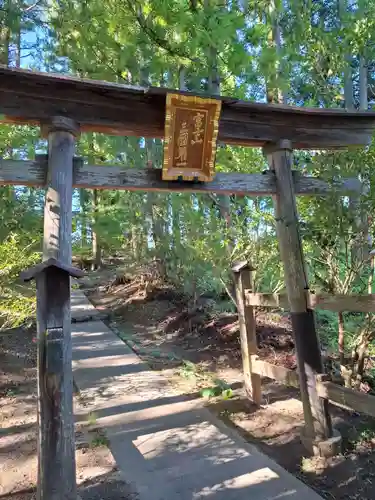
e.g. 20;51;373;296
264;140;341;456
22;117;80;500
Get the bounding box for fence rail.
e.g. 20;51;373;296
316;379;375;418
235;265;375;444
251;355;375;418
251;355;300;389
245;291;375;313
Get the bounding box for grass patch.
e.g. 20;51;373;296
90;434;109;448
178;360;233;400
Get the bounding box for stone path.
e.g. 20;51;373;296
71;290;322;500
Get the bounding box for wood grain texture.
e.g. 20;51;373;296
250;359;375;419
1;67;375;149
317;380;375;418
233;267;262;405
245;291;375;313
266;145;311;312
36;268;76;500
307;292;375;313
0;159;362;196
251;355;300;389
37;122;77;500
265;141;332;441
43;129;75;263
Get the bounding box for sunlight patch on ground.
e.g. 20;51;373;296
193;468;281;497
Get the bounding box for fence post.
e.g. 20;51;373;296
233;261;262;405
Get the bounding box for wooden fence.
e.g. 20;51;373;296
251;354;375;418
245;290;375;314
234;275;375;419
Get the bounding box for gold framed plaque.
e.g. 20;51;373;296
162;93;222;182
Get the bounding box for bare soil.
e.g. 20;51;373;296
0;324;137;500
84;265;375;500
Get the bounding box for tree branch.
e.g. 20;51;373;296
125;0;199;64
220;276;237;308
207;192;219;206
23;0;43;12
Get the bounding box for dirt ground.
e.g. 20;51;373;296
85;266;375;500
0;325;137;500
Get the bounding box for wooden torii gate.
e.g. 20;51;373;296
1;67;375;500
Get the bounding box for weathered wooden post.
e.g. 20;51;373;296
264;140;334;450
232;260;262;405
42;117;78;263
21;259;83;500
28;117;79;499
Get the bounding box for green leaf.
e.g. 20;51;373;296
221;389;233;400
199;387;216;399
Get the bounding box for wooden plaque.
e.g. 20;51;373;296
162;93;222;182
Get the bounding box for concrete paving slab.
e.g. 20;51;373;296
71;290;322;500
71;289;105;322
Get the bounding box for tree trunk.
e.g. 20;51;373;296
131;225;140;260
91;189;102;270
368;254;374;294
338;311;345;365
338;0;354;110
349;58;368;266
145;140;159;246
343;55;354;110
179;66;187;91
352;330;371;390
358;55;369;261
80;189;88;247
269;1;287;104
0;0;10;66
359;56;368;110
355;343;367;387
141;65;165;266
204;9;234;267
14;4;21;69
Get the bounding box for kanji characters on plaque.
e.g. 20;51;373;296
163;93;221;182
